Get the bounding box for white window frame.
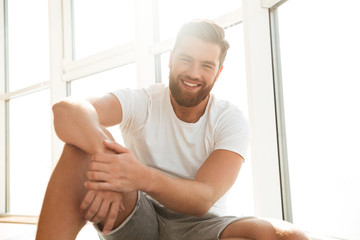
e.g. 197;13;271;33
0;0;6;215
242;0;283;219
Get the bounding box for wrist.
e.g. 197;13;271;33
94;127;115;154
140;166;156;193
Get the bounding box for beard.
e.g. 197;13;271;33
169;70;215;108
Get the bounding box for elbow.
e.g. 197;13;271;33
52;100;69;118
52;100;74;140
52;98;79;121
192;186;217;218
52;101;69;126
193;201;213;218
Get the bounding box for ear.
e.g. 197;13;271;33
168;50;173;68
214;65;224;82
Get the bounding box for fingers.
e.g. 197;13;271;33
80;190;96;212
91;199;110;224
91;153;113;163
102;201;121;235
103;140;128;154
84;180;115;191
86;169;110;182
88;161;110;171
80;190;126;235
84;192;103;221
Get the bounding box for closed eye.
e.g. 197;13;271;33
202;64;214;69
202;61;216;70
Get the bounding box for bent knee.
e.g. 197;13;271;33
271;219;310;240
220;217;310;240
281;228;310;240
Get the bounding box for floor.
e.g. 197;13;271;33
0;222;99;240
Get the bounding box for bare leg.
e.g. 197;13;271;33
220;218;310;240
36;144;137;240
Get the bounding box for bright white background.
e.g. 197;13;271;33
278;1;360;239
1;0;360;239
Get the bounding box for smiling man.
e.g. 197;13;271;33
36;20;309;240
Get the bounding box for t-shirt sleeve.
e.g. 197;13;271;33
214;108;250;160
111;88;150;133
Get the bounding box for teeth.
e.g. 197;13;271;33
184;81;198;87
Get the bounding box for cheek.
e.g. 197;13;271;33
203;72;218;84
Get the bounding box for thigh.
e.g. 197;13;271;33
163;209;248;240
98;192;160;240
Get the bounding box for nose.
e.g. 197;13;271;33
187;63;201;80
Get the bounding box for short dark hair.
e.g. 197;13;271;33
173;19;230;68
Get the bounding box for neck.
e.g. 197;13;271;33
170;93;210;123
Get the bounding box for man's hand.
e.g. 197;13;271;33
80;190;125;234
84;140;150;193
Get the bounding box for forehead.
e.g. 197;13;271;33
173;36;221;64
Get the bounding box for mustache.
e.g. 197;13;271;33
179;74;202;84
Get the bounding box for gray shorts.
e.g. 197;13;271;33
96;191;250;240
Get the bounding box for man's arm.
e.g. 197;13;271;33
147;149;243;217
85;140;244;217
52;93;122;154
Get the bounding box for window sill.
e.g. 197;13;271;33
0;215;38;225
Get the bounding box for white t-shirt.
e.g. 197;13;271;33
112;83;250;215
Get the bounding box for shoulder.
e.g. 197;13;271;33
209;96;250;159
209;95;247;122
208;95;250;139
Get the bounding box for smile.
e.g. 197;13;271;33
182;80;200;88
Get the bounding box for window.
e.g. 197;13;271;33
3;0;51;215
157;0;241;41
7;0;49;92
72;0;135;59
70;64;137;98
8;90;51;215
277;1;360;238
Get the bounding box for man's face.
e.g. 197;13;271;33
169;36;223;108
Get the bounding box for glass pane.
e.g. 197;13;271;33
73;0;135;59
9;89;51;215
7;0;49;92
157;0;241;41
160;24;253;217
70;64;137;143
278;1;360;239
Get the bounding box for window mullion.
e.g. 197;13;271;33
269;8;293;223
134;0;156;88
49;0;66;166
242;0;283;219
0;0;7;215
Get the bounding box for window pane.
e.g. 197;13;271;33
160;24;253;217
278;1;360;239
157;0;241;41
73;0;135;59
70;64;137;143
7;0;49;92
9;89;51;215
